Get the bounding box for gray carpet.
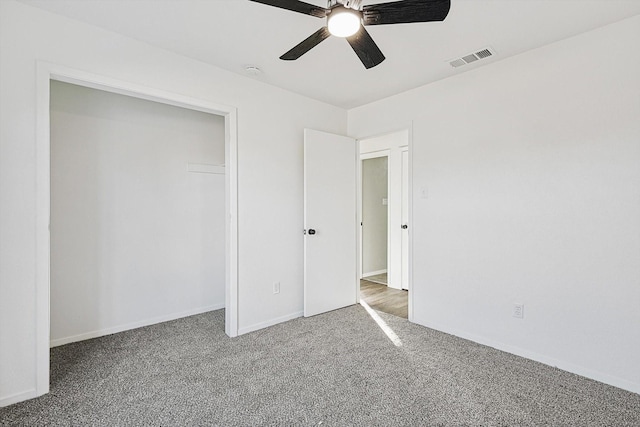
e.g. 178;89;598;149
1;306;639;426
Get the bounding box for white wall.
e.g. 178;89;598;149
50;81;225;346
361;157;388;275
0;0;346;406
348;15;640;393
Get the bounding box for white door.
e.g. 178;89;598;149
304;129;358;317
401;149;409;290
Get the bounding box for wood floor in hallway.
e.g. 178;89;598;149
360;279;408;319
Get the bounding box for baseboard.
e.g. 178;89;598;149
0;389;37;408
50;303;224;347
238;311;304;336
413;317;640;395
362;269;387;278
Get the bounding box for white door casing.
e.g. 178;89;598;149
35;62;239;400
304;129;358;317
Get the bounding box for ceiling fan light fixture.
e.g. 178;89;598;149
248;0;451;69
327;7;361;38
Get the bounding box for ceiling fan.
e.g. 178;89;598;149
249;0;451;69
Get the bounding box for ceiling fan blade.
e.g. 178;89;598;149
280;27;331;60
346;27;385;69
248;0;328;18
362;0;450;26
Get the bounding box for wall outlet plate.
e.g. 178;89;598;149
273;282;280;294
513;303;524;319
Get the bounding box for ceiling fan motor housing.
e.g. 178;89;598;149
335;0;363;10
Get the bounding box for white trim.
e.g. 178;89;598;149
357;149;363;290
0;390;38;408
362;269;388;278
35;64;51;398
35;61;240;401
415;317;640;395
360;149;390;160
237;311;304;336
355;139;362;305
50;304;224;347
224;106;239;339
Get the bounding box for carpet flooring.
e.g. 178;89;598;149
1;306;639;426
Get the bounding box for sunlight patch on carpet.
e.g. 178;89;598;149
360;300;402;347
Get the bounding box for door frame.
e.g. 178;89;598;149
356;127;413;321
35;62;239;397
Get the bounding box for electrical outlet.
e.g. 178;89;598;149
273;282;280;294
513;304;524;319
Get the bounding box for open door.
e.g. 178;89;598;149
401;148;409;290
304;129;358;317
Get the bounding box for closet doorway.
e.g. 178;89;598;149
49;81;226;346
35;64;238;397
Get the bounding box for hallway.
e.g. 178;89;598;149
360;279;408;318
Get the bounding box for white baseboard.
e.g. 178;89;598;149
50;303;224;347
238;311;303;336
362;269;387;278
413;317;640;395
0;389;37;408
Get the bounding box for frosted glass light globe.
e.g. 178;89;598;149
328;8;361;38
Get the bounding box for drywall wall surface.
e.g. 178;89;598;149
362;157;388;275
49;81;225;344
0;0;346;405
348;15;640;393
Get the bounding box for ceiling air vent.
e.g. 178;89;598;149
462;54;478;64
475;48;493;59
448;47;495;69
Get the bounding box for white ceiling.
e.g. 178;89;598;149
19;0;640;109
